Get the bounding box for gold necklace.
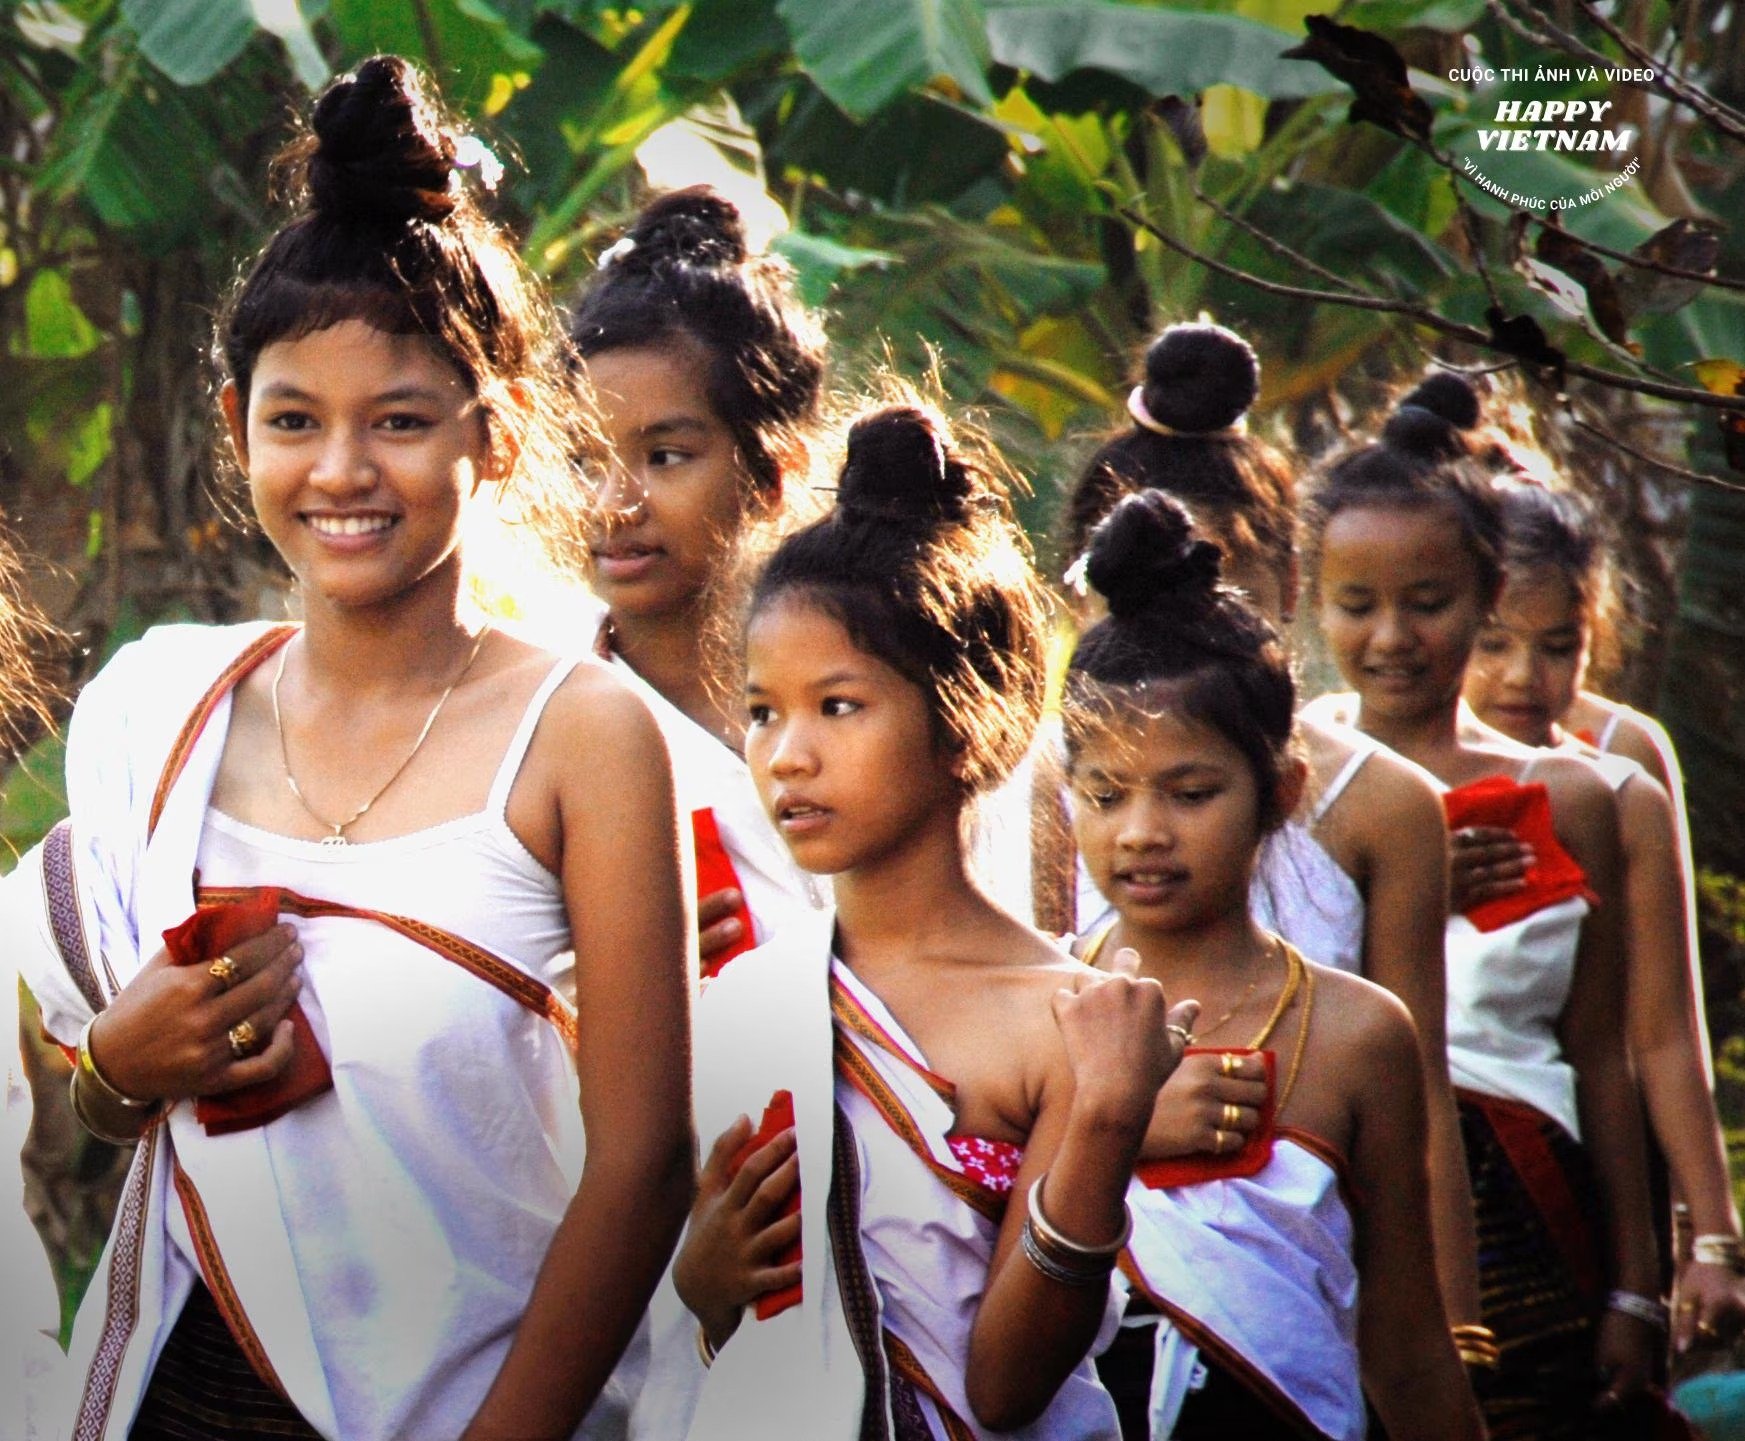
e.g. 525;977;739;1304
1085;928;1296;1048
272;626;491;846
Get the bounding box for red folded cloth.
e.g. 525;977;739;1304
1136;1048;1276;1189
1443;776;1599;933
693;808;757;980
731;1089;802;1320
162;890;332;1135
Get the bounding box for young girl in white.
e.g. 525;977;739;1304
1303;399;1660;1436
654;405;1195;1440
3;56;691;1440
571;188;829;974
1066;489;1483;1440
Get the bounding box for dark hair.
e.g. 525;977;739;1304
1494;479;1621;672
215;56;583;560
0;531;56;761
1065;491;1297;832
1062;322;1295;583
749;405;1047;795
571;187;826;494
1301;377;1506;606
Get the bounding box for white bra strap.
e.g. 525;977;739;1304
1596;710;1623;753
1310;738;1376;825
486;656;583;815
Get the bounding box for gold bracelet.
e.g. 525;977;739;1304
695;1324;718;1370
1691;1234;1745;1274
67;1067;156;1146
77;1017;154;1110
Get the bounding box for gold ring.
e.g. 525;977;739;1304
1219;1052;1241;1077
1696;1320;1720;1341
1165;1023;1193;1047
1680;1299;1699;1313
208;954;239;991
1211;1127;1229;1154
227;1020;258;1059
1221;1102;1243;1130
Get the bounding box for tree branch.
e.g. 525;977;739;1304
1518;213;1745;296
1566;409;1745;494
1490;0;1745;144
1188;182;1367;296
1117;205;1745;413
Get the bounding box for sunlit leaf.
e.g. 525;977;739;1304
1691;360;1745;397
66;402;112;486
21;270;99;359
987;1;1338;101
777;0;991;120
122;0;255;85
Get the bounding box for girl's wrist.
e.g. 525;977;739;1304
1066;1086;1152;1142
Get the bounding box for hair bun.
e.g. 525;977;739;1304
1085;490;1223;620
1381;403;1469;463
308;55;459;225
1138;323;1259;434
1398;372;1481;431
838;407;973;525
623;186;748;268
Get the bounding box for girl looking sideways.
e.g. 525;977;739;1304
1067;489;1482;1440
4;56;691;1441
571;188;828;974
661;406;1193;1440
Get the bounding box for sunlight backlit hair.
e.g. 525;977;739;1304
1300;375;1506;608
213;54;590;576
1064;490;1298;832
571;186;826;498
749;404;1048;796
1061;322;1295;581
1495;479;1623;681
0;531;58;762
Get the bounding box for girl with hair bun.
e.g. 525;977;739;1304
1301;405;1663;1436
653;405;1194;1440
1060;322;1483;1334
571;186;829;978
1066;489;1483;1441
1462;481;1745;1356
2;56;691;1440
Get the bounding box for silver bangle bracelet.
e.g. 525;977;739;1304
1691;1235;1745;1273
1020;1215;1113;1288
1606;1289;1668;1332
1027;1171;1132;1261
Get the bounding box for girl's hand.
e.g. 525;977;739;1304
698;887;745;962
1593;1308;1655;1414
1145;1051;1269;1158
1676;1262;1745;1354
673;1117;802;1351
1052;947;1197;1135
1449;826;1533;913
89;922;304;1102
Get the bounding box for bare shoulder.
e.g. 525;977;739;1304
1345;743;1444;828
1300;691;1359;728
535;655;663;751
1312;965;1419;1074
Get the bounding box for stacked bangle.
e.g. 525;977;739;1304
1019;1172;1130;1288
68;1016;158;1145
1691;1235;1745;1274
1450;1323;1500;1369
1606;1289;1669;1333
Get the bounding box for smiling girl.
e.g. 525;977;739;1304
1067;489;1483;1441
658;406;1194;1440
1303;402;1660;1436
571;189;828;974
3;57;691;1440
1462;479;1744;1355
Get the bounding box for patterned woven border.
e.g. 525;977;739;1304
42;820;107;1010
72;1127;157;1440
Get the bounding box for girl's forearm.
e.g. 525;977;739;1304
1574;1057;1660;1296
1639;1042;1740;1237
967;1105;1145;1430
463;1137;693;1440
1423;1075;1484;1324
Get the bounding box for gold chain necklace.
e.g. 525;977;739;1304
272;626;491;846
